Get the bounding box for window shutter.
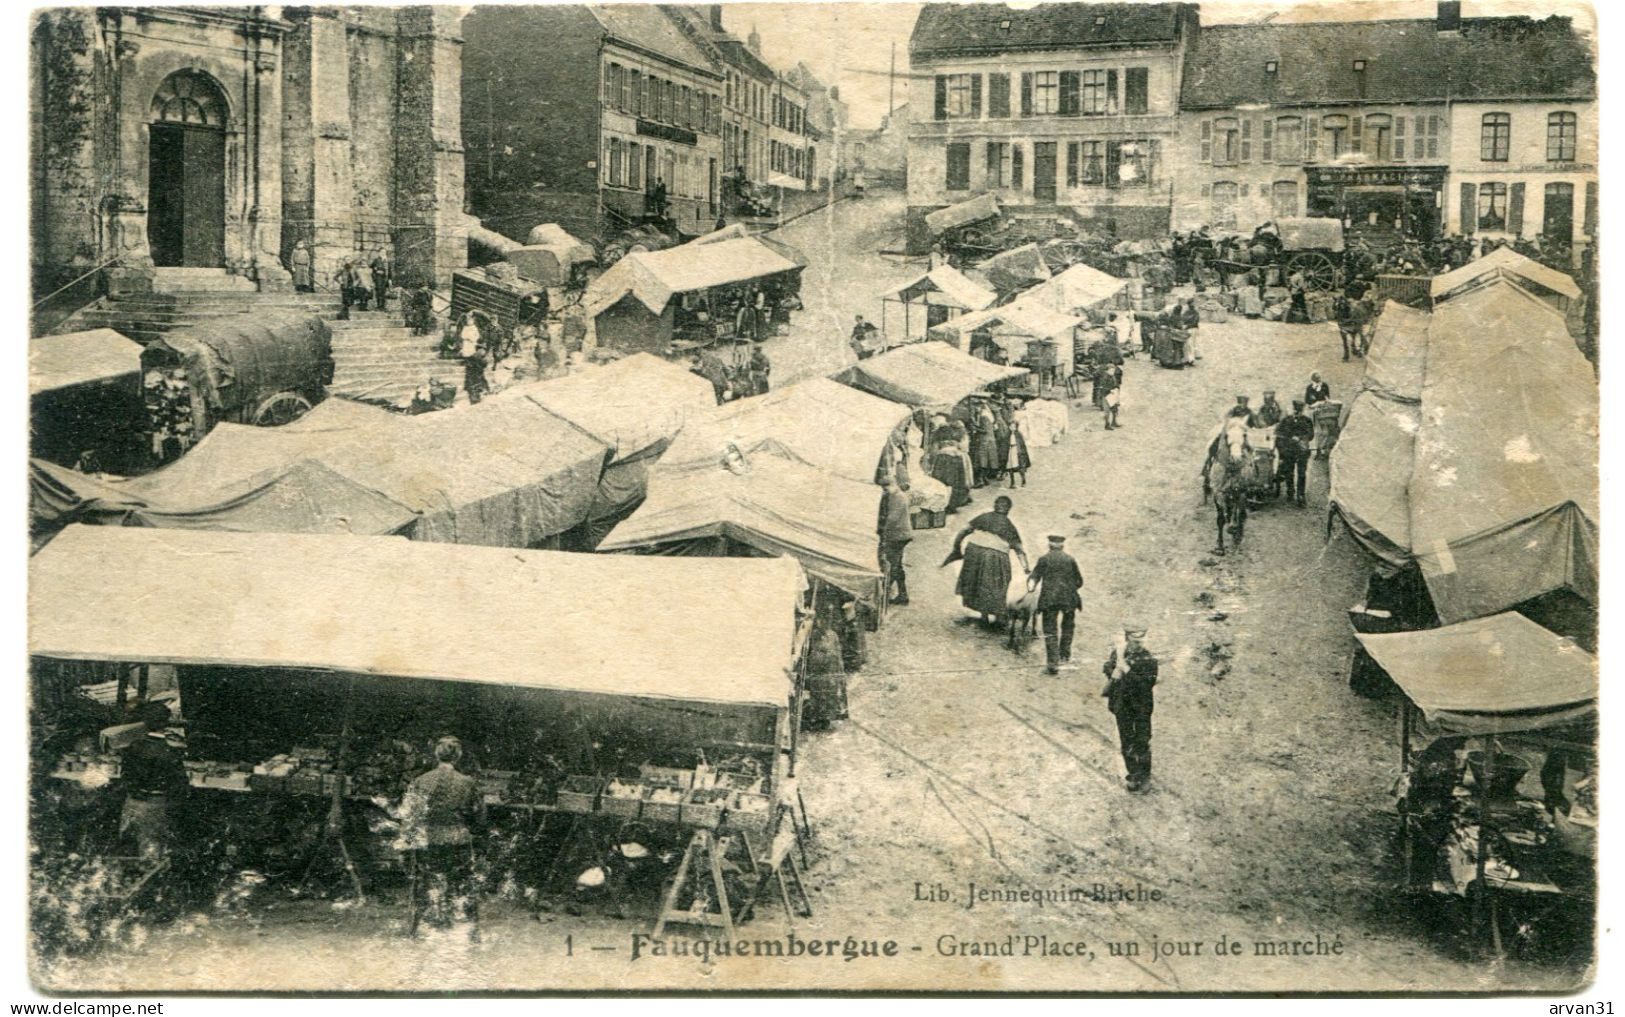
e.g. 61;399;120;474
986;142;999;183
1106;69;1118;112
934;76;947;120
1240;119;1252;162
970;74;983;117
1261;119;1273;163
1020;73;1033;117
1066;142;1078;186
1350;115;1362;153
1200;119;1212;163
1585;180;1598;235
1106;141;1122;188
1240;183;1250;198
988;74;1010;118
1059;71;1080;116
1393;116;1405;161
1428;115;1440;159
1460;182;1477;234
1508;182;1525;235
1012;144;1024;189
1305;116;1319;161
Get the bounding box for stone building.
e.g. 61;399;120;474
463;4;724;242
1172;2;1596;248
30;6;467;299
906;2;1200;251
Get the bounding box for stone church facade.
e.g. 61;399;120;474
30;6;466;298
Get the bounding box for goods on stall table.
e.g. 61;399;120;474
557;775;603;814
603;778;648;819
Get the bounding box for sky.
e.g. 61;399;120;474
724;0;1597;130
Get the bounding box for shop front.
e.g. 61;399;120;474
1306;166;1446;243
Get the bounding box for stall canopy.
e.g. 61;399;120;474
1430;246;1581;306
495;353;715;463
1358;301;1430;403
31;330;143;396
1271;217;1345;253
658;377;911;484
30;526;806;709
925;194;1000;236
927;296;1082;374
583;236;800;318
31;395;613;548
767;171;808;192
833;340;1030;408
976;243;1051;295
1356;613;1596;734
599;453;884;602
1028;263;1128;314
881;265;997;312
1329;280;1597;623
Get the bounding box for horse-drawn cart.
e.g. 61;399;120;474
1213;217;1346;292
1201;421;1279;554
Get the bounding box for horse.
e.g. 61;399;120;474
1203;420;1251;555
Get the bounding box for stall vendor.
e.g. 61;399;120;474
119;701;188;861
400;736;487;936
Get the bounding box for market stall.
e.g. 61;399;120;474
1027;262;1129;317
925;296;1082;395
877;265;997;348
32;526;811;933
975;242;1051;297
582;236;804;355
30;329;147;474
1360;613;1595;956
831;339;1030;410
1429;246;1581;315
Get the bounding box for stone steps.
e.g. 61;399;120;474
151;267;258;294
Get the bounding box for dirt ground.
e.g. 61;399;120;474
34;192;1592;993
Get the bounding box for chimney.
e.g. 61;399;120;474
1437;1;1462;33
709;5;723;32
747;24;761;54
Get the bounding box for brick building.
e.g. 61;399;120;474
906;2;1200;251
30;6;466;298
463;4;724;244
1172;2;1596;249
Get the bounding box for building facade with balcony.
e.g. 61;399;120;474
1173;3;1596;250
906;2;1200;252
463;4;722;243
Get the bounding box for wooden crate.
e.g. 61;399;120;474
682;788;730;829
601;780;646;819
557;775;602;814
722;792;773;835
911;508;946;530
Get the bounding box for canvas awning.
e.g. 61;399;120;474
495;353;715;463
30;526;806;709
881;265;997;312
925;194;1000;235
1028;263;1128;313
1360;301;1430;403
1430;246;1581;303
583;237;800;318
976;243;1051;294
833;340;1029;407
658;377;910;484
31;329;143;395
767;172;807;192
1356;613;1596;735
599;454;884;603
1270;217;1344;253
1330;280;1597;622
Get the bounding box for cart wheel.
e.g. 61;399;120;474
253;392;314;427
1044;240;1089;268
1287;252;1339;292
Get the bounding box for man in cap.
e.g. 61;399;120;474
1276;399;1316;505
876;477;914;606
1249;389;1283;428
1225;395;1252;421
400;736;487;936
1102;623;1159;793
1028;534;1084;675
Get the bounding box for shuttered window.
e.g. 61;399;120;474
1584;180;1598;236
1012;144;1024;189
1508;181;1525;235
1240;119;1252;162
987;74;1011;118
1066;142;1078;186
1393;116;1406;161
1059;71;1080;117
1081;70;1107;115
1460;182;1477;233
934;76;947;121
1199;119;1211;163
1261;119;1273;163
1124;67;1149;115
1106;69;1118;112
945;142;971;191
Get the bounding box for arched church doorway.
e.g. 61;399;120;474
147;69;227;268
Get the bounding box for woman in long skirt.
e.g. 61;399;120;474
928;437;972;512
942;495;1028;623
1003;416;1031;487
971;403;1000;487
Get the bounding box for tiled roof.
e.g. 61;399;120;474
1181;16;1595;109
911;3;1192;60
588;5;720;76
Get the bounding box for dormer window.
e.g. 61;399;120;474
999;19;1011;30
1094;16;1106;26
1352;59;1367;71
1264;61;1278;74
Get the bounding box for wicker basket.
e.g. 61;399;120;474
682;788;730;829
601;780;646;819
723;791;774;835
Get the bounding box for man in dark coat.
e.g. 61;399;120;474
1102;624;1159;793
370;252;392;312
876;478;913;605
1028;534;1084;675
1249;390;1283;428
119;701;188;859
1276;399;1316;505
